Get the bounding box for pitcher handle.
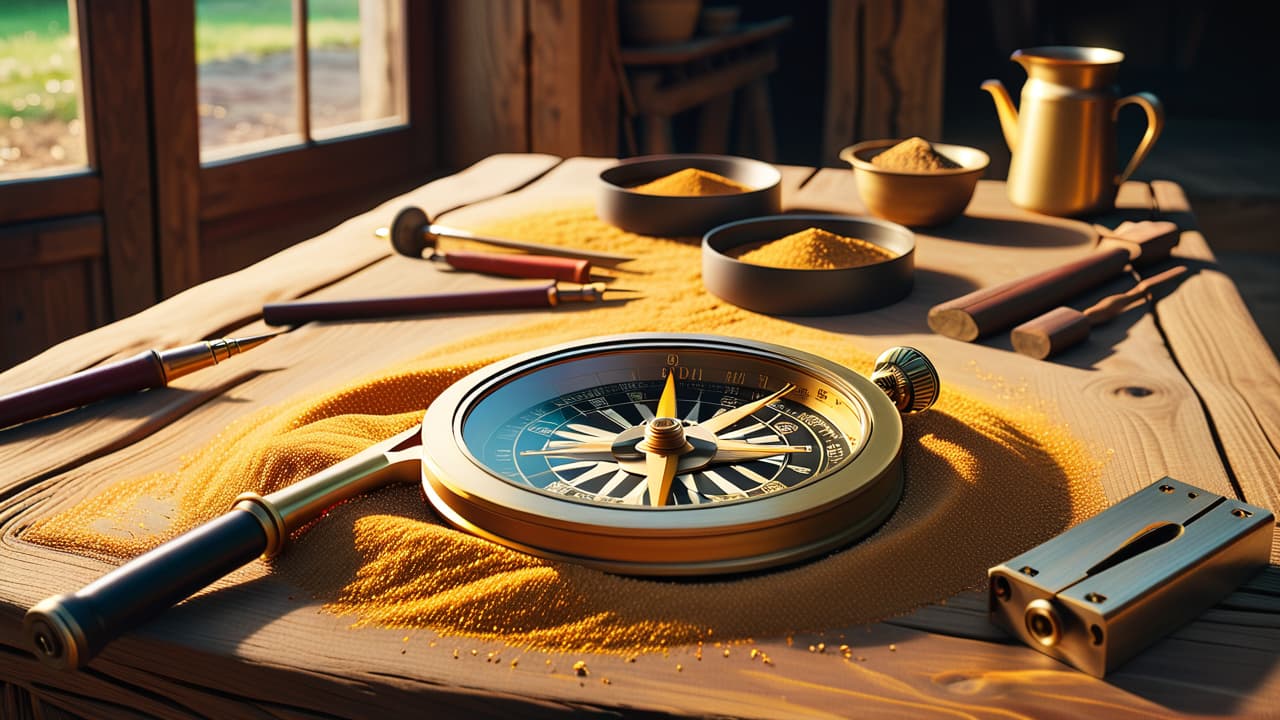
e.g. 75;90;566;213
1114;92;1165;185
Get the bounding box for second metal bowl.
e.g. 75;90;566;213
702;214;915;316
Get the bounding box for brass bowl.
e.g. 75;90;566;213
839;140;989;227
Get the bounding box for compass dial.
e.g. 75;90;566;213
473;377;856;506
420;334;935;575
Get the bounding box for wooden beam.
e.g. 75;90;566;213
823;0;946;165
79;0;158;317
0;173;101;225
436;0;529;168
529;0;619;157
859;0;946;140
198;128;417;221
146;1;202;299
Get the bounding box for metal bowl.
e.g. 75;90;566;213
839;140;989;227
597;154;782;237
702;214;914;316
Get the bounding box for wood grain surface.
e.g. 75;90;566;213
1;155;1276;719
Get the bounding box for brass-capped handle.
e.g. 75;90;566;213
1113;92;1164;186
871;346;939;414
389;205;434;258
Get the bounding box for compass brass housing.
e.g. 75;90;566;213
420;333;918;575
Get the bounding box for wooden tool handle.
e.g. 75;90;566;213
929;247;1131;341
1011;265;1190;360
928;221;1180;342
262;285;555;326
443;250;591;283
0;351;165;429
24;507;269;669
1082;266;1189;325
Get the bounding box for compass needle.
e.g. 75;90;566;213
710;438;810;463
645;452;681;507
656;371;678;419
699;384;796;435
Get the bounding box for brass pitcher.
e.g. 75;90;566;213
983;46;1164;216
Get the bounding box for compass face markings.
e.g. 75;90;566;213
469;373;859;507
683;391;704;423
621;479;649;505
566;422;614;438
552;428;608;443
598;408;634;431
719;422;765;440
597;469;631;497
554;460;618;488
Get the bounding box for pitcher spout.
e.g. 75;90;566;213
981;79;1019;152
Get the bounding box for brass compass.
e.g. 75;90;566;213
421;333;938;575
26;333;938;669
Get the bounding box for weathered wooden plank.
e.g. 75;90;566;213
822;0;861;167
81;1;158;318
437;0;529;169
146;1;201;299
1149;180;1280;550
857;0;946;141
198;129;418;222
0;174;101;226
529;0;619;157
0;216;102;272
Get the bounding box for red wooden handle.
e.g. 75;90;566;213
0;351;165;429
927;247;1131;341
443;251;590;283
262;285;555;326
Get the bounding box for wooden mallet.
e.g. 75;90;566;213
1010;265;1188;359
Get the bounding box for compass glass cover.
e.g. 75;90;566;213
460;346;871;508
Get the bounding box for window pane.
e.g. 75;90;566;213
197;0;300;160
309;0;405;138
0;0;87;180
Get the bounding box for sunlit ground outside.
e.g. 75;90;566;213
0;0;375;178
0;0;85;179
197;0;366;157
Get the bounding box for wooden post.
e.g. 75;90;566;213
146;0;201;297
78;0;158;316
823;0;946;165
359;0;407;121
529;0;620;157
437;0;530;168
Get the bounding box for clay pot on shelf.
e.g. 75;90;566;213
620;0;703;46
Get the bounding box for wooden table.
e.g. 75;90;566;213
1;155;1277;718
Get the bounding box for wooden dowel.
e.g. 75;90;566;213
1011;265;1189;359
928;221;1179;341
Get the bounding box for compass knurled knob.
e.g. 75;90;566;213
871;346;939;414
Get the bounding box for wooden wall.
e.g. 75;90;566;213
437;0;619;169
822;0;946;164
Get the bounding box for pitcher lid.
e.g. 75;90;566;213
1012;46;1125;65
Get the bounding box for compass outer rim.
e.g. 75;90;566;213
418;333;906;574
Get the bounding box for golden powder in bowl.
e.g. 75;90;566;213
871;137;961;172
630;168;752;196
734;226;895;270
